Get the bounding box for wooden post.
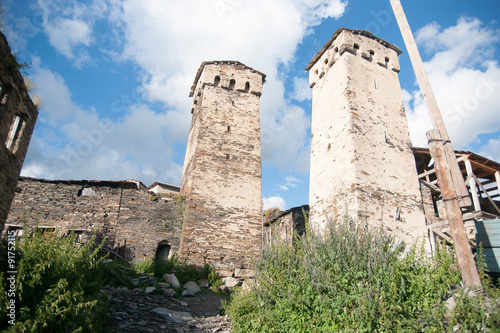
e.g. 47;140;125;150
427;129;481;287
390;0;471;208
464;158;481;212
495;171;500;195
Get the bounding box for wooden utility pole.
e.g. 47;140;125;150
427;129;481;287
389;0;471;208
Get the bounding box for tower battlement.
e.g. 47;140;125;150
307;29;401;88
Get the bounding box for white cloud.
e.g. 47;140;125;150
289;75;312;102
22;63;184;186
109;0;342;171
263;196;286;211
406;17;500;149
36;0;108;64
479;138;500;163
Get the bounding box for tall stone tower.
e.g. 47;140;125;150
306;29;428;248
180;61;265;272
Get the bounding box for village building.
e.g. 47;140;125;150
4;177;183;263
0;31;38;236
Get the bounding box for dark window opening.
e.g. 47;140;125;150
226;154;230;160
244;81;250;92
369;50;375;56
324;58;328;64
229;79;235;90
5;115;25;152
385;56;390;63
334;47;339;53
327;143;331;150
353;43;359;50
227;126;231;132
156;241;171;261
191;108;194;114
214;76;221;86
197;91;201;97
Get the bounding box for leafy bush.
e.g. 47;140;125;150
0;229;108;332
133;256;178;279
225;218;472;332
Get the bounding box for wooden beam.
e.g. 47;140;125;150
495;171;500;191
465;159;482;212
472;174;500;215
470;159;500;174
390;0;471;208
427;129;481;288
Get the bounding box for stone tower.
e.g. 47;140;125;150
180;61;265;272
306;29;428;248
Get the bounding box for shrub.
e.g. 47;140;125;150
133;256;178;279
225;218;469;332
0;229;108;332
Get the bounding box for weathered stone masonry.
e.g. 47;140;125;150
5;177;183;262
307;29;428;249
180;61;265;271
0;31;38;235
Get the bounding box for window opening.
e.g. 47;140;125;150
229;79;235;90
227;126;231;132
244;82;250;92
214;76;220;86
226;154;230;160
5;115;22;151
353;43;359;50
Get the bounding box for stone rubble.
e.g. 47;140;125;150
103;285;232;332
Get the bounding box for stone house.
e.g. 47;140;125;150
0;31;38;236
4;177;184;263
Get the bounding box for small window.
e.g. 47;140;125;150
214;76;221;87
353;43;359;50
5;115;24;152
226;154;230;160
324;58;328;65
334;47;339;53
227;126;231;132
229;79;235;90
385;57;390;63
244;82;250;92
197;91;201;97
369;50;374;56
315;69;319;75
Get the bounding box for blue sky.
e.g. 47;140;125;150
2;0;500;211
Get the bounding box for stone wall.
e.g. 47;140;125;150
180;61;265;272
307;29;429;250
263;205;309;247
4;177;183;262
0;31;38;235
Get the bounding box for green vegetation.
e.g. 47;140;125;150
225;218;500;332
0;229;108;332
133;256;178;279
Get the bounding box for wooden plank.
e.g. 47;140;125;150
465;159;482;212
470;159;500;175
427;129;481;287
472;174;500;215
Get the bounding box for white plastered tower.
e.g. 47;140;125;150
307;29;429;249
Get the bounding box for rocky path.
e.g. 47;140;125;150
103;286;232;332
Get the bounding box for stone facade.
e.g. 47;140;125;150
0;31;38;234
4;177;183;263
180;61;265;271
306;29;428;249
263;205;309;247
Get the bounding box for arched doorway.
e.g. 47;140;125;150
155;241;171;261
